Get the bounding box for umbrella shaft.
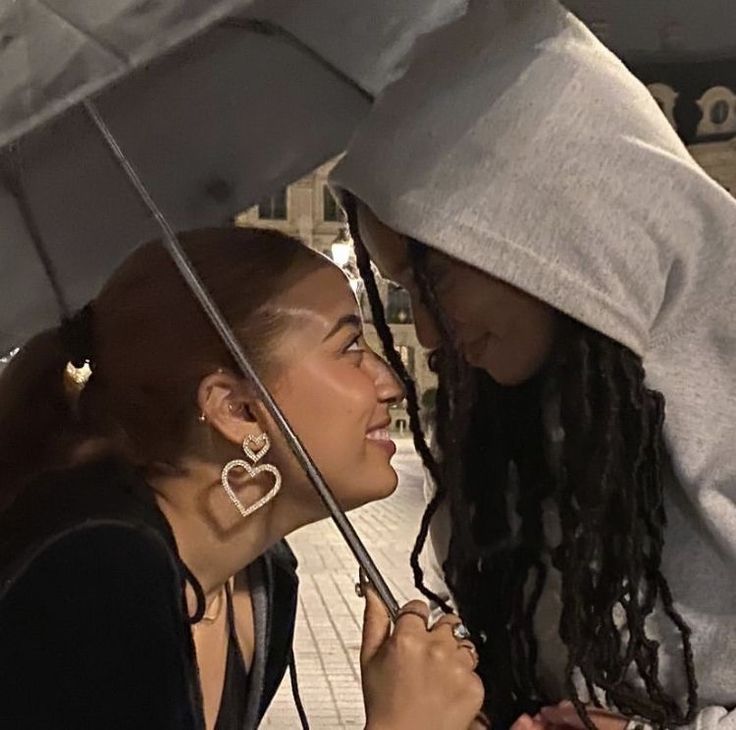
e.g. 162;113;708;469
83;100;400;621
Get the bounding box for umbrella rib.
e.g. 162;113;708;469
82;100;399;621
225;18;375;103
0;147;70;317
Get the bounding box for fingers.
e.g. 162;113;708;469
394;600;430;632
457;640;479;670
360;583;391;666
431;612;463;632
431;613;478;669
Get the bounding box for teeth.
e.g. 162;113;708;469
366;429;390;441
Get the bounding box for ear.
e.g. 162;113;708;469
197;370;263;446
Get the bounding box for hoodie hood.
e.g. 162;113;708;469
330;0;736;360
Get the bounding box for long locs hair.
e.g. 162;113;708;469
345;198;697;729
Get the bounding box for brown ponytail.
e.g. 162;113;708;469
0;328;85;510
0;227;327;509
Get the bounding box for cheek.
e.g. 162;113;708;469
272;360;398;509
274;361;375;461
441;278;503;333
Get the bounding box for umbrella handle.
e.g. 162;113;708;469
83;100;401;622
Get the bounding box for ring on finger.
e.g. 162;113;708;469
451;622;472;641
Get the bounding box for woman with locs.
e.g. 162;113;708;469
331;0;736;729
0;227;484;729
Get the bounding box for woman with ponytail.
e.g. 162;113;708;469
0;227;483;729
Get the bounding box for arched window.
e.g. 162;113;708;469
711;100;730;125
696;86;736;138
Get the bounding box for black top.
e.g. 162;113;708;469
0;458;299;730
215;581;250;730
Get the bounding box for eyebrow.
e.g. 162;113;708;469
322;314;362;342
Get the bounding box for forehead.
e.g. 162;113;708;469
276;264;359;328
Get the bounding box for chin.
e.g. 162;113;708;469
345;470;399;510
484;359;537;386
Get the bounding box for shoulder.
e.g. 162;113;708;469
0;457;172;576
1;520;181;618
0;522;200;729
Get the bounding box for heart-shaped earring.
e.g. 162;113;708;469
242;433;271;464
221;433;281;518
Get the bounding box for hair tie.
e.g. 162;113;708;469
60;303;95;368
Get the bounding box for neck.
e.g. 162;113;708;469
149;460;304;600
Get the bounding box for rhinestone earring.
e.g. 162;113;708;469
221;433;281;518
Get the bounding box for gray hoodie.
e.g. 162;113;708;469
330;0;736;726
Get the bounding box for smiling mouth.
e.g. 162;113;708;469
366;429;391;442
365;425;396;457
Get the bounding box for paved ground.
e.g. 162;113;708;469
262;439;427;728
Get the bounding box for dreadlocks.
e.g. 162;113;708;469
345;198;698;729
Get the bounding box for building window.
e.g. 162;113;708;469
387;284;413;324
696;86;736;137
323;185;344;222
397;345;415;375
257;188;288;220
710;99;730;125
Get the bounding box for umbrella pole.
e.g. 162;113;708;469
83;100;400;621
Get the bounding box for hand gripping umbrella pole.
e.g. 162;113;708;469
84;100;400;621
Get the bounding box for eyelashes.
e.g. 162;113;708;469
343;333;365;355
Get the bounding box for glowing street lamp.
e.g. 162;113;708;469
330;226;353;268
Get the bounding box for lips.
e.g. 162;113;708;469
365;426;397;458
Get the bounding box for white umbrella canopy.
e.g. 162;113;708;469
0;0;471;619
2;0;734;352
0;0;469;353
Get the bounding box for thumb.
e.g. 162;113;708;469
360;584;391;667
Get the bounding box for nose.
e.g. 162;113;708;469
366;350;406;406
411;294;442;350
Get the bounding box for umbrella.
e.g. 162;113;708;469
1;0;733;615
0;0;471;620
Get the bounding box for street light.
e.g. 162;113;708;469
330;226;353;268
